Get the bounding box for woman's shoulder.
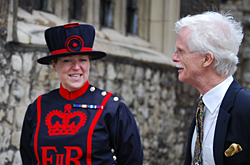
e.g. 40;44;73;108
27;88;60;109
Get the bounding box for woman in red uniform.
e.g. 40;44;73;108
20;23;143;165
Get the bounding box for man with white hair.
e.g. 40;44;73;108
172;11;250;165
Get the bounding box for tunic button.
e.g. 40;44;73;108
113;155;117;161
90;87;95;92
113;97;119;101
111;148;115;153
101;91;107;96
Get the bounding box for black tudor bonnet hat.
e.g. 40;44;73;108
37;23;106;65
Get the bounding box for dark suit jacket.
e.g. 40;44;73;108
184;79;250;165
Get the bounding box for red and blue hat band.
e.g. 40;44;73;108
50;47;93;55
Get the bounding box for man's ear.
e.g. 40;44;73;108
203;52;214;67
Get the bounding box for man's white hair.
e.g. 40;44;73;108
174;11;244;76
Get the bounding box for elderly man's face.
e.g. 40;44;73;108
52;55;90;92
172;28;205;86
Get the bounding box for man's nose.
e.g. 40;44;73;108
172;53;179;62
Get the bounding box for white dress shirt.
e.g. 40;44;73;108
191;76;233;165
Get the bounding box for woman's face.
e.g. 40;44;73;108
52;55;90;92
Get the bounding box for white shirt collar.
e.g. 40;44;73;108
202;76;233;114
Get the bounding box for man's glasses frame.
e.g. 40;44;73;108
174;48;202;58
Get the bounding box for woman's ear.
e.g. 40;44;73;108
203;52;214;68
52;61;57;72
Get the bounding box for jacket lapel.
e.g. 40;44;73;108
185;116;196;165
213;108;230;165
213;79;242;164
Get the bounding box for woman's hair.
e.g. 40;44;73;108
174;11;244;76
50;55;92;64
51;58;58;64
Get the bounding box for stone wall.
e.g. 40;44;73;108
220;0;250;91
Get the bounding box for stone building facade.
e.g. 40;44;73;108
0;0;250;165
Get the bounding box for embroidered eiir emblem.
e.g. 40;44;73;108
45;104;87;136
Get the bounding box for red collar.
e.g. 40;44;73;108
59;81;90;100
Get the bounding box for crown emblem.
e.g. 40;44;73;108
45;104;87;136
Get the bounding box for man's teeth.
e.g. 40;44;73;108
176;65;183;69
70;74;81;78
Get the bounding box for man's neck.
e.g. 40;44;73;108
195;74;229;95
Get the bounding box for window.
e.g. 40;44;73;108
18;0;49;13
0;0;8;34
100;0;114;28
126;0;138;34
69;0;87;22
180;0;220;18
